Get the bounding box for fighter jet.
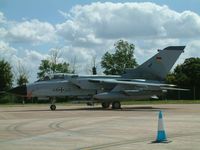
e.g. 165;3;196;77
9;46;186;110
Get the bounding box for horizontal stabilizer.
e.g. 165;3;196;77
161;87;190;91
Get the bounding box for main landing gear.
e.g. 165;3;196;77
101;101;121;109
50;97;56;111
112;101;121;109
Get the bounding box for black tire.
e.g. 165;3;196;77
101;102;110;108
112;101;121;109
50;105;56;111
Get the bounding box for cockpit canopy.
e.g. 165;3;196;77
36;73;78;82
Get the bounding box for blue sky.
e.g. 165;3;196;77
1;0;200;22
0;0;200;83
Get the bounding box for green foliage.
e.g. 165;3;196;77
166;57;200;87
15;62;29;86
17;74;28;86
56;62;70;73
101;40;137;75
0;93;16;104
37;59;71;79
92;66;97;75
37;60;51;79
0;59;13;91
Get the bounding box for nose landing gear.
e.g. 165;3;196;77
50;97;56;111
50;104;56;110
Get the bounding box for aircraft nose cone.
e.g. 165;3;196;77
8;85;27;96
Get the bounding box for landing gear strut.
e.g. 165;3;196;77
112;101;121;109
50;97;56;111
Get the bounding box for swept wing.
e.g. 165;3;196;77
88;78;175;87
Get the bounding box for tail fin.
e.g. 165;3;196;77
122;46;185;80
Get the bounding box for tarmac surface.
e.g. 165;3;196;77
0;104;200;150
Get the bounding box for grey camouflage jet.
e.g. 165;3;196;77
9;46;187;110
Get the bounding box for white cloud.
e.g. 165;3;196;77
133;39;181;66
0;12;6;24
0;12;8;39
22;50;47;81
60;45;107;74
0;28;7;38
0;41;17;58
164;11;200;38
179;41;200;63
25;49;46;62
0;13;57;45
56;2;200;42
6;19;57;44
56;20;80;41
0;41;47;82
186;41;200;58
54;2;200;68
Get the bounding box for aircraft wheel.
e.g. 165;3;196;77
50;105;56;111
112;101;121;109
101;102;110;108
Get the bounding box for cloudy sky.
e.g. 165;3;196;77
1;0;200;83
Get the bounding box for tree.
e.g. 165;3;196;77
92;55;97;75
49;47;61;72
37;60;52;79
101;40;137;75
37;48;71;79
70;56;77;74
15;62;29;86
56;62;70;73
37;60;71;79
17;75;28;86
0;59;13;91
166;57;200;99
166;57;200;87
84;55;98;75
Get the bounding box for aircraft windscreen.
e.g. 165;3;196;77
52;74;64;79
35;76;50;82
36;74;65;82
71;75;78;78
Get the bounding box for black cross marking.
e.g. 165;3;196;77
54;87;64;93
